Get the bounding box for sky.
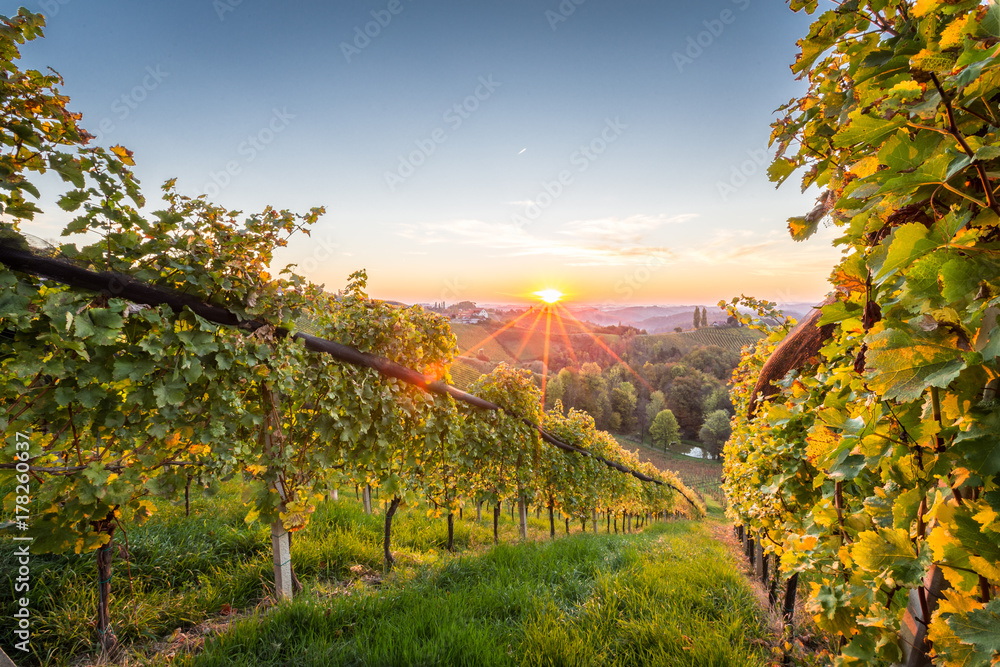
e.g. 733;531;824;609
13;0;842;308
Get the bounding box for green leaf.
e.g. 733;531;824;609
788;216;819;241
974;145;1000;162
874;223;941;283
834;111;906;149
939;258;981;303
768;157;797;185
949;600;1000;656
851;528;918;573
56;189;89;212
865;327;966;402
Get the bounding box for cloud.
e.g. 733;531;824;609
560;213;697;242
682;225;842;275
396;216;681;266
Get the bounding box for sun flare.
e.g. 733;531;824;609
534;289;564;304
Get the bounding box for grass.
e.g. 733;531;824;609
0;479;769;666
178;521;770;667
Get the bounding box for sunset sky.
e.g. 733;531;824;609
17;0;840;307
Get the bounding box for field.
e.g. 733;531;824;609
1;483;773;666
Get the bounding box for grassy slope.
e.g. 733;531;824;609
1;482;768;667
181;521;768;667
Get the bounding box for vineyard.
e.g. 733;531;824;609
722;2;1000;666
0;11;704;665
447;323;518;365
643;327;764;355
4;2;1000;666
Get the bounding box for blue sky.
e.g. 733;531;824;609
15;0;841;307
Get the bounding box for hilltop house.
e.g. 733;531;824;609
451;309;489;324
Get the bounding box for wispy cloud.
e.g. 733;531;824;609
682;226;842;275
396;215;683;266
560;213;697;243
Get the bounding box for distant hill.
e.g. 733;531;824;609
567;305;693;328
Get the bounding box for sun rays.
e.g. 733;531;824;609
455;289;650;409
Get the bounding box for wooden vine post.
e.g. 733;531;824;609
517;485;528;540
261;386;293;601
93;511;118;654
898;566;944;667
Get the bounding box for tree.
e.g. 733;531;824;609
692;308;700;329
700;307;708;328
649;409;680;452
682;345;740;381
702;386;734;416
609;381;637;433
697;410;730;459
645;390;667;433
664;371;713;439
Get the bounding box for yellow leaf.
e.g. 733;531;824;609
969;555;1000;582
850;156;881;179
927;525;954;562
164;432;182;447
973;504;1000;532
244;507;259;525
939;13;973;49
852;528;916;572
110;144;136;166
806;425;840;465
912;0;942;18
888;80;924;101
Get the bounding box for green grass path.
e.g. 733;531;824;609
180;521;770;667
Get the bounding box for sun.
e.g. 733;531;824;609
534;289;564;304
